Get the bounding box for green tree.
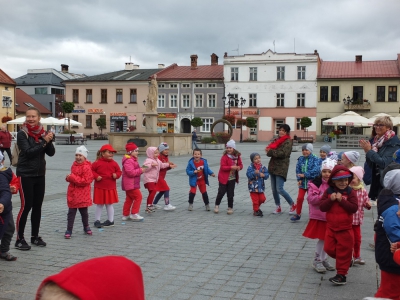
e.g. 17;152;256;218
96;117;107;134
246;117;257;128
300;117;312;129
60;102;75;131
190;117;203;128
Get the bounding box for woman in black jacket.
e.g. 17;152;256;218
15;107;55;251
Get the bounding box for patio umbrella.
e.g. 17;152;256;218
58;118;83;126
391;114;400;126
6;116;27;124
41;117;63;125
368;113;398;125
322;111;373;127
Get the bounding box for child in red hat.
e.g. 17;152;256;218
91;144;121;228
121;142;145;221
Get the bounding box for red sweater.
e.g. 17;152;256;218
217;154;243;184
92;158;122;190
158;153;171;180
0;130;12;148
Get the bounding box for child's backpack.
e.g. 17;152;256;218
11;131;28;167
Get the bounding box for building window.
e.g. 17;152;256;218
208;94;216;107
231;67;238;81
207;83;216;88
182;94;190;108
275;119;284;135
101;89;107;103
170;94;177;108
2;96;12;108
296;118;302;130
86;89;92;103
169;83;177;88
158;84;165;88
297;66;306;80
35;87;48;94
353;86;364;102
249;67;257;81
389;86;397;102
249;94;257;107
229;93;239;107
276;93;284;107
320;86;328;102
195;94;203;108
182;83;190;88
72;115;79;122
331;86;339;102
195;83;203;88
130;89;137;103
377;86;385;102
158;94;165;108
85;115;92;128
297;93;305;107
116;89;123;103
51;88;64;95
201;118;213;132
277;67;285;81
72;89;79;103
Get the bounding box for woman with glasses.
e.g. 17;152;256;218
359;116;400;201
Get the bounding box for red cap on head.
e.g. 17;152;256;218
125;142;138;152
99;144;117;153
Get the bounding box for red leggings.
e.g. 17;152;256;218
352;224;361;258
144;182;157;206
123;189;142;216
324;227;354;276
250;192;266;211
190;182;206;194
296;188;307;215
375;270;400;299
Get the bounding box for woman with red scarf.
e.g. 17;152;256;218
266;124;296;214
15;107;55;251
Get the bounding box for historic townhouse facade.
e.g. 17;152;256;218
317;54;400;139
0;69;16;130
223;50;319;142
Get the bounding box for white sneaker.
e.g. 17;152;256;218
312;260;327;273
122;216;129;221
130;214;144;221
153;204;162;210
164;204;176;211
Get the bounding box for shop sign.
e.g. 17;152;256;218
72;109;85;113
110;112;127;116
110;116;127;121
88;108;104;114
230;110;258;115
158;113;177;118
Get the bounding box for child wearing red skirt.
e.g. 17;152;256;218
92;144;121;228
303;158;336;273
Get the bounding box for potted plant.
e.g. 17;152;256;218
1;116;12;124
212;132;231;144
222;114;235;126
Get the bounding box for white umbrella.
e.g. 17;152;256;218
58;118;83;126
322;111;374;127
41;117;63;125
368;113;397;125
390;114;400;126
6;116;27;124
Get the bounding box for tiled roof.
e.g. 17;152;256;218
155;64;223;80
15;73;64;86
63;69;160;82
318;60;400;79
15;89;52;115
0;69;16;85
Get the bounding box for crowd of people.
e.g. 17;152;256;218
1;111;400;298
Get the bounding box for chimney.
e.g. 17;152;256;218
158;64;165;69
190;54;198;70
125;62;140;70
61;64;69;73
211;53;218;65
355;55;362;63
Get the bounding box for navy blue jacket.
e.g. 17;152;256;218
0;167;13;239
186;158;214;187
246;163;269;193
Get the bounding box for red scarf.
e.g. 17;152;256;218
266;134;290;150
21;122;45;143
253;163;261;170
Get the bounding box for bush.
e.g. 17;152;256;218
201;137;216;144
62;130;77;134
222;115;235;125
212;132;231;144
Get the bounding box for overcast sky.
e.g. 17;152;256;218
1;0;400;79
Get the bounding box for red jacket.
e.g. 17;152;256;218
217;154;243;184
66;160;94;208
158;153;171;180
0;130;12;148
92;158;122;190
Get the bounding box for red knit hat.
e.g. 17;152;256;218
125;142;138;152
99;144;117;153
36;256;144;300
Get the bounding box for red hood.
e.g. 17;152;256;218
328;165;353;187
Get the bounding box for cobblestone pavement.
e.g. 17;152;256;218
0;140;379;299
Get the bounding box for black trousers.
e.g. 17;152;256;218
0;147;12;163
67;207;89;231
16;176;46;240
215;180;236;208
1;215;15;253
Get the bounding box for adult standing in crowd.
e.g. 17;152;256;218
266;124;296;214
0;125;13;164
359;116;400;201
192;129;199;149
15;107;55;251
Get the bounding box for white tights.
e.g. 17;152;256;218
95;204;114;222
315;239;328;261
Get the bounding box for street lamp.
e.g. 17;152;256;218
237;97;246;143
222;93;236;115
343;96;353;110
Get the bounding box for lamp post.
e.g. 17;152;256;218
222;93;236;115
343;96;353;111
237;97;246;143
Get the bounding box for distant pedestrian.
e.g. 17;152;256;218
0;125;13;164
246;152;269;217
64;146;93;239
214;140;243;215
91;144;121;228
192;129;198;149
121;142;145;222
186;148;215;211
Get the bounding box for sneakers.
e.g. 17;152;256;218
369;242;375;250
164;204;176;211
290;214;301;222
122;215;129;221
153;204;162;210
329;274;346;285
15;238;31;251
188;204;193;211
94;220;102;228
214;205;219;213
205;204;210;211
253;210;263;217
272;206;282;214
0;252;17;261
354;257;365;265
31;236;46;247
101;220;114;227
146;206;155;213
64;231;72;239
130;214;144;221
289;203;297;215
322;259;336;271
84;227;93;235
312;260;326;273
227;207;233;215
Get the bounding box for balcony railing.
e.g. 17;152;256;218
344;103;371;111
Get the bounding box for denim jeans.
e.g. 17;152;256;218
192;140;198;149
270;174;294;206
